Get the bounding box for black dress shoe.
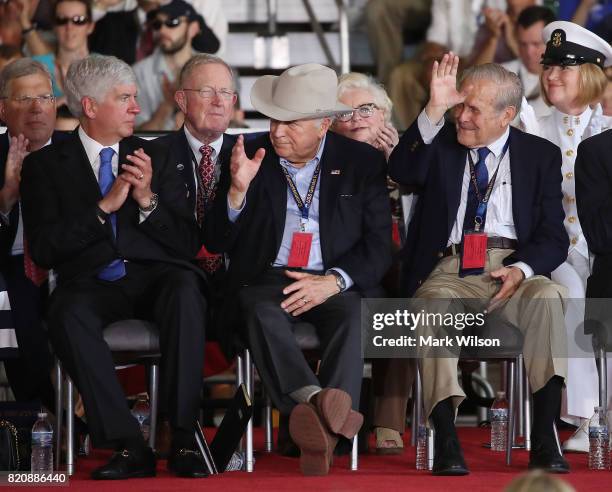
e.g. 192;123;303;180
91;447;156;480
168;449;210;478
432;438;469;476
529;442;570;474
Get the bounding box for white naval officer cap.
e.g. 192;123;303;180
541;21;612;69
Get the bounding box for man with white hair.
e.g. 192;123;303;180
203;63;392;476
20;54;209;480
390;55;569;475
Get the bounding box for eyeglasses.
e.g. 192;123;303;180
151;18;185;30
182;87;236;100
55;15;90;26
2;94;56;106
336;103;379;122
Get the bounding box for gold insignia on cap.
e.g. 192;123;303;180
552;32;562;48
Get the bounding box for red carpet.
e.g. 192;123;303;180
36;428;608;491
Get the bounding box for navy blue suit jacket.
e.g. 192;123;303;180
389;119;569;296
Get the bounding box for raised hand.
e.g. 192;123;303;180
228;134;265;209
425;52;464;123
375;122;399;161
0;134;29;214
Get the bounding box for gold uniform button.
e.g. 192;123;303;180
567;216;576;224
571;237;578;245
565;196;576;204
565;172;574;179
566;149;574;157
567;129;574;137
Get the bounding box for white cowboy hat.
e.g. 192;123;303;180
250;63;352;121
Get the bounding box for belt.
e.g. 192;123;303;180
442;237;518;258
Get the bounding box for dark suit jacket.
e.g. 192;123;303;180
203;130;392;296
0;131;69;269
152;128;236;213
576;129;612;298
20;131;201;286
389;120;569;296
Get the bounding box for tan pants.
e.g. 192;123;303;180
372;358;414;433
388;59;428;130
415;249;568;420
365;0;432;86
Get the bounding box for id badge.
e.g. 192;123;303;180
459;231;487;277
287;232;313;267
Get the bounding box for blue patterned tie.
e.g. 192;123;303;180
463;147;491;231
98;147;126;281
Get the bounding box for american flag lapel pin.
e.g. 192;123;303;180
331;169;341;175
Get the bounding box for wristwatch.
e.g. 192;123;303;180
328;269;346;292
140;193;158;212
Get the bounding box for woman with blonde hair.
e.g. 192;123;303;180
521;20;612;453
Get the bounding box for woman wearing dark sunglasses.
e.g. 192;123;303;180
22;0;93;109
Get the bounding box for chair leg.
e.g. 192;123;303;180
599;347;607;412
148;364;159;450
264;391;273;453
350;435;358;470
427;427;435;470
66;377;75;476
244;348;254;473
523;363;531;451
517;355;524;439
236;354;244;454
505;359;516;466
411;365;422;447
54;360;63;472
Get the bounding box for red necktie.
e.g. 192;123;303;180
196;145;223;273
23;238;48;287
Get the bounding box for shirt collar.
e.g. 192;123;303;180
470;126;510;159
78;126;119;166
279;133;327;171
553;106;593;131
183;125;224;163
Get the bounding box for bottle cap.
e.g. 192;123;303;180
37;412;47;418
496;391;506;399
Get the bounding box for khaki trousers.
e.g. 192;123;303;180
388;59;428;130
415;249;568;420
365;0;432;86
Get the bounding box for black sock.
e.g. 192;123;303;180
431;397;458;445
171;428;195;451
532;375;563;446
119;434;147;453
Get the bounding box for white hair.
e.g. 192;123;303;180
64;54;136;118
337;72;393;122
458;63;523;114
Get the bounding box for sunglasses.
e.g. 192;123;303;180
151;17;185;30
55;15;90;26
336;103;379;122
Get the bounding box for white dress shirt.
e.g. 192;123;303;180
417;110;533;278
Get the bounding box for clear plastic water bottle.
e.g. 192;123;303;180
225;451;246;471
588;406;610;470
31;412;53;473
415;420;427;470
131;394;151;442
489;391;509;452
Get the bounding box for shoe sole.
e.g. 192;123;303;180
290;403;333;476
528;463;570;474
432;468;470;476
375;446;404;456
91;469;157;480
316;389;352;435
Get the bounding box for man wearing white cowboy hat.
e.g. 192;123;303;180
202;63;392;476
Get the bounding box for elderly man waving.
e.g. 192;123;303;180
203;63;392;476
